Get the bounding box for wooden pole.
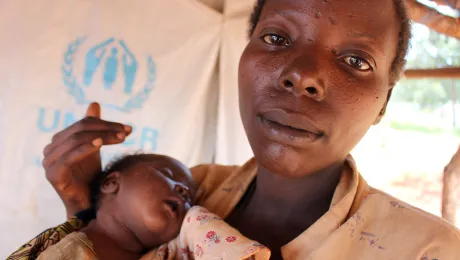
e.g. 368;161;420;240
403;67;460;79
405;0;460;39
442;145;460;225
452;80;457;128
429;0;460;10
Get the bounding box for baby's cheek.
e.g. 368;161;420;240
141;203;169;231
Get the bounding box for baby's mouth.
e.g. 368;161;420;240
164;197;185;219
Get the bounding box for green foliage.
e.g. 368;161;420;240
392;24;460;109
390;121;460;137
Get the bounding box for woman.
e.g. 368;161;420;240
11;0;460;259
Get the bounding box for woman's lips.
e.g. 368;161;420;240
261;109;323;135
257;109;324;146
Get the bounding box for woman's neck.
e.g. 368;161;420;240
251;161;344;223
225;161;345;258
81;210;143;260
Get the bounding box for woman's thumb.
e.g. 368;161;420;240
85;102;101;118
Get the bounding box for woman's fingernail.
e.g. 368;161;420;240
124;125;132;133
117;132;126;140
92;138;103;147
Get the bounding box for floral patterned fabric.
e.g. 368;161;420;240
143;206;270;260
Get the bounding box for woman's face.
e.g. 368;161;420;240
239;0;400;177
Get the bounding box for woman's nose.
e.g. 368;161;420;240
278;67;326;102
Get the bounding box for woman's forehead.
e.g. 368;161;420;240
263;0;396;14
260;0;399;35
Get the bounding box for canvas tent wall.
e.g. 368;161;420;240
0;0;255;257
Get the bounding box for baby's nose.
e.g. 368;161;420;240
174;183;191;203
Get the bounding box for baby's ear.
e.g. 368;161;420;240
100;172;121;194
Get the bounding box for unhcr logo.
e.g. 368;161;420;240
62;37;156;113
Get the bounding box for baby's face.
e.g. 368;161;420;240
114;155;195;248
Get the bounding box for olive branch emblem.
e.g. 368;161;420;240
62;37;156;113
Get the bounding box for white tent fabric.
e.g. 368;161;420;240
0;0;253;257
215;0;256;165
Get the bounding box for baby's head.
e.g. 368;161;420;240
91;153;195;249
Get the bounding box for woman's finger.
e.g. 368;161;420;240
85;102;101;118
51;118;131;143
44;141;102;185
43;130;127;164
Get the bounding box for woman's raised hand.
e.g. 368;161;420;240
42;102;131;217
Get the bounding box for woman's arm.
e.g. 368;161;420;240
43;102;131;217
8;103;131;259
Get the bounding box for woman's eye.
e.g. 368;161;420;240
262;34;291;47
343;56;372;71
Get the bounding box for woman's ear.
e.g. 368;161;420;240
100;172;121;195
374;87;394;125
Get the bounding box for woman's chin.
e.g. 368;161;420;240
254;143;320;178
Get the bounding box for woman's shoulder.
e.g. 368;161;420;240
191;157;256;187
362;187;460;252
190;163;241;197
191;163;242;184
190;158;257;214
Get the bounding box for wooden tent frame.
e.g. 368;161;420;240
406;0;459;39
403;0;459;225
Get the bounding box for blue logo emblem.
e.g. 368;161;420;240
62;37;156;113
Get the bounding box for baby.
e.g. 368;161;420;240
11;154;270;260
